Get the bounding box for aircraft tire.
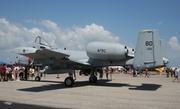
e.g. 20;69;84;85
64;77;74;86
35;76;40;81
79;71;82;76
89;76;97;83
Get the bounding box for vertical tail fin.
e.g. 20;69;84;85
133;30;165;70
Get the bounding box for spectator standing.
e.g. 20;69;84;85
6;66;12;81
0;65;4;81
110;68;113;80
14;68;18;80
170;68;174;77
172;68;179;82
144;69;149;78
132;69;136;77
105;68;109;80
129;69;132;76
2;64;7;81
166;68;170;78
139;70;143;77
99;68;103;79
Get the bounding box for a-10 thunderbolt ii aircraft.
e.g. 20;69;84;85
13;29;169;86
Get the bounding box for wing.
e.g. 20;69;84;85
12;47;69;60
13;47;91;67
36;48;70;60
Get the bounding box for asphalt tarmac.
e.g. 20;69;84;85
0;72;179;109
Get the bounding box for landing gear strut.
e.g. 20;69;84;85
64;70;76;87
89;76;97;83
34;66;42;82
89;68;97;83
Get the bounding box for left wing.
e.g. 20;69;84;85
13;46;91;67
12;47;69;60
36;48;70;60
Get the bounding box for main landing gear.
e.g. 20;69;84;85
89;68;97;83
64;68;98;86
34;69;98;87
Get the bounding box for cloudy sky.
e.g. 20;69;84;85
0;0;180;67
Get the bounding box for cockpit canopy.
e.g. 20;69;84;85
35;36;52;48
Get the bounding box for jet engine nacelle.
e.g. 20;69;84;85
86;42;128;61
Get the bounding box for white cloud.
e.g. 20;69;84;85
0;18;120;63
0;18;25;49
167;36;180;66
39;20;120;50
168;36;180;51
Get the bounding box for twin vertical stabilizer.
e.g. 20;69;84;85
133;30;166;70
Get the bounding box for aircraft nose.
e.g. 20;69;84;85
12;47;26;54
12;47;21;54
12;47;37;54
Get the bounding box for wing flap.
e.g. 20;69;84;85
69;59;90;66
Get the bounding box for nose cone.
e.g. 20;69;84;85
12;47;37;54
12;47;21;54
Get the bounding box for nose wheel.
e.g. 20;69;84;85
64;77;74;86
35;76;40;81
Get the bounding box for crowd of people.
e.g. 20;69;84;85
0;64;14;81
1;64;179;83
99;67;127;80
0;64;38;82
165;67;179;82
98;67;179;82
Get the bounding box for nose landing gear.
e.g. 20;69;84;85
64;70;76;87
